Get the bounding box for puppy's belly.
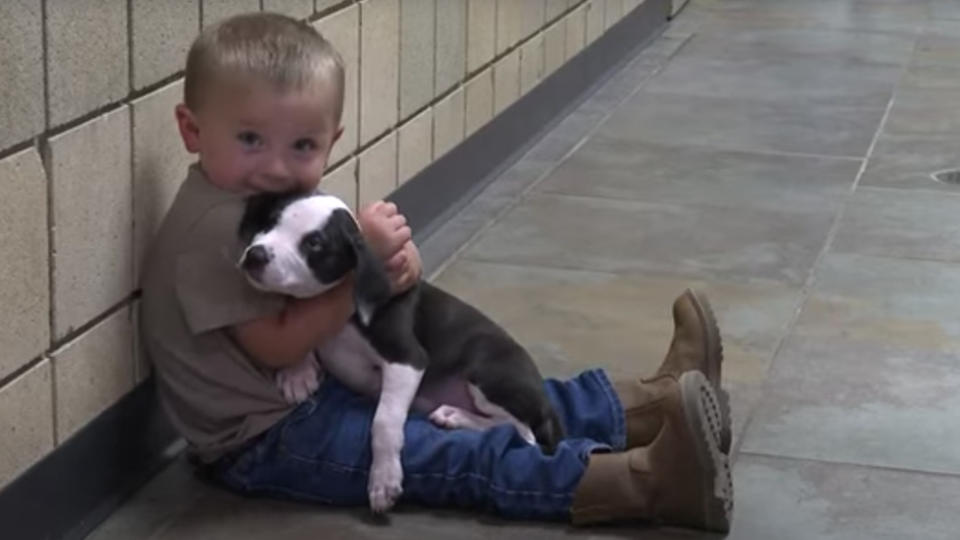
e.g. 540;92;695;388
318;323;483;415
415;377;483;416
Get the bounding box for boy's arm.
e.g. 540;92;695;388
229;274;355;369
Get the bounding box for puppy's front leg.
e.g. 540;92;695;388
368;362;423;513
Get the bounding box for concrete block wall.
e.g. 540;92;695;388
0;0;648;491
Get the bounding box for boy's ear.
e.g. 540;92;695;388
331;125;344;145
175;103;201;154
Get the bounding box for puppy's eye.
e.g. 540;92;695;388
303;232;324;252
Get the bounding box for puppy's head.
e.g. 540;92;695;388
237;191;392;324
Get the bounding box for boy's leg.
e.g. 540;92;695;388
212;372;731;530
213;374;613;519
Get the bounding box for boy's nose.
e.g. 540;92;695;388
264;156;292;180
242;245;271;275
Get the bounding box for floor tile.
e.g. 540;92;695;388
730;454;960;540
832;187;960;263
596;91;886;158
644;28;909;107
741;253;960;472
858;152;960;193
463;192;835;285
537;138;860;213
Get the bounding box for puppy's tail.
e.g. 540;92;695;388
534;409;565;455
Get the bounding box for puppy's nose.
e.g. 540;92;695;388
242;245;271;274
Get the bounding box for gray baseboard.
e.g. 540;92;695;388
0;1;669;538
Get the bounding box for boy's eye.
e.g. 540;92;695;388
237;131;262;147
293;138;318;152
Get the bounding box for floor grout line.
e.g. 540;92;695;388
739;450;960;481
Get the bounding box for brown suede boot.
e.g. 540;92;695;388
571;371;732;532
618;289;731;452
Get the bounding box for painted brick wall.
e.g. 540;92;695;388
0;0;646;490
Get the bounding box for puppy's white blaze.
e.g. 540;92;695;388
277;195;350;239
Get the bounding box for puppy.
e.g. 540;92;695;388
237;191;565;513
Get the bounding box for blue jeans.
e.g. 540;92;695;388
213;369;625;520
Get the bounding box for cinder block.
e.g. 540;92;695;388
400;0;435;118
496;0;522;54
202;0;260;27
544;21;566;76
604;0;623;29
131;0;198;90
0;0;43;149
358;132;398;208
520;33;544;95
0;148;50;381
46;0;128;126
53;307;134;443
466;0;495;73
465;68;493;137
586;0;605;44
132;80;192;285
360;0;399;144
263;0;313;18
49;107;133;339
433;87;465;159
546;0;568;22
565;4;587;60
398;109;433;184
493;48;520;115
315;4;360;165
0;360;54;489
435;0;467;97
521;0;545;38
322;157;357;212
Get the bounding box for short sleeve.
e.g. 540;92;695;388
175;245;285;335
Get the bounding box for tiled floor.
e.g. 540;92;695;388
90;1;960;538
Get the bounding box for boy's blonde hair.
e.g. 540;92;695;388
184;12;345;121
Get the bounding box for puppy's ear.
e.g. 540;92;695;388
330;209;392;325
239;191;294;244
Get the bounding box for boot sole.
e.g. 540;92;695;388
684;288;732;454
679;371;733;533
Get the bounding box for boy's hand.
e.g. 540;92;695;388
385;240;422;293
357;201;421;293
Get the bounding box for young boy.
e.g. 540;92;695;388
139;12;733;532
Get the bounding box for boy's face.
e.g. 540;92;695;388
175;78;343;195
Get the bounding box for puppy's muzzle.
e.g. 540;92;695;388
241;245;271;280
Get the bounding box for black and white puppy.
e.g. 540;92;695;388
237;191;564;513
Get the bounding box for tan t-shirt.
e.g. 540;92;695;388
139;164;294;463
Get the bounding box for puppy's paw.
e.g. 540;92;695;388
429;405;493;431
368;456;403;513
429;405;468;429
275;354;322;404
